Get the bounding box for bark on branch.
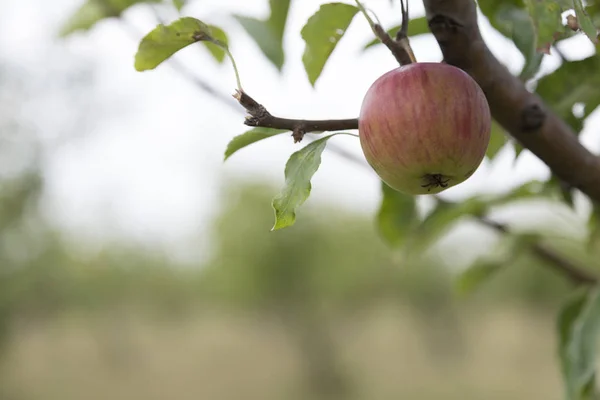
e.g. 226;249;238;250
422;0;600;203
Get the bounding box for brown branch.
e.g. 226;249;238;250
233;90;358;142
422;0;600;203
478;217;598;285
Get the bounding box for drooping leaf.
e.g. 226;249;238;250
201;25;229;63
535;52;600;133
134;17;219;71
363;17;430;50
495;4;545;80
524;0;564;53
478;0;525;35
224;128;288;160
573;0;599;43
301;3;359;86
486;121;508;160
456;233;536;295
272;133;342;230
234;0;291;71
60;0;161;37
558;287;600;400
376;181;417;248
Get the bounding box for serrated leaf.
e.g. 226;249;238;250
486;121;508;160
456;234;535;295
535;52;600;133
524;0;563;54
134;17;218;71
558;287;600;400
573;0;599;43
60;0;161;37
201;25;229;63
301;3;359;86
272;134;340;230
363;17;430;50
224;128;288;160
234;0;291;71
376;181;417;248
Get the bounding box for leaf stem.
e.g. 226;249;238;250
219;42;243;92
354;0;377;31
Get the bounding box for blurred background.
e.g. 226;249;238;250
1;0;599;399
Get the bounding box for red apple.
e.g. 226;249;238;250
358;62;491;195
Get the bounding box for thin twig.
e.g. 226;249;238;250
234;90;358;143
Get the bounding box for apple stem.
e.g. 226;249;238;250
396;0;417;64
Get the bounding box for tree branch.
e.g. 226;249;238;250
234;90;358;142
422;0;600;203
478;217;598;285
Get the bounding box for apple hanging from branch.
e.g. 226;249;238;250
358;62;492;195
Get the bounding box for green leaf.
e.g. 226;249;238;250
513;141;526;164
234;0;291;71
201;25;229;63
478;0;525;36
134;17;218;71
535;52;600;133
60;0;161;37
173;0;186;11
224;128;288;160
456;233;536;295
477;0;545;79
272;133;342;230
524;0;564;54
498;5;545;80
589;202;600;252
407;180;544;255
362;17;430;50
543;174;575;207
376;181;417;248
406;199;487;256
301;3;359;86
573;0;599;44
558;287;600;400
486;121;508;160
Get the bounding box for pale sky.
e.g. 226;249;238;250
1;0;598;264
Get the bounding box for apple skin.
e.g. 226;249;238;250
358;62;491;195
